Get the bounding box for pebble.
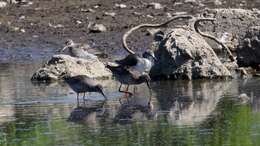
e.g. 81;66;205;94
20;28;25;33
132;12;142;16
115;3;127;8
146;14;154;18
214;0;222;6
76;20;82;24
104;12;116;17
88;23;107;33
147;2;163;9
48;23;64;28
84;8;95;13
19;15;26;20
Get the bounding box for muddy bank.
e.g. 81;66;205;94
1;0;260;62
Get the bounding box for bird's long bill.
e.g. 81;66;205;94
146;81;151;89
100;90;108;100
152;56;158;62
57;46;68;53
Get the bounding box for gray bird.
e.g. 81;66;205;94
63;75;107;106
106;64;151;96
58;39;98;60
115;50;157;75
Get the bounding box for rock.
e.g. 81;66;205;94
82;8;95;13
147;2;163;9
237;26;260;67
88;23;107;33
48;23;64;28
115;3;127;9
151;28;231;80
31;55;112;82
103;12;116;17
132;12;142;16
0;1;7;8
214;0;222;5
238;93;250;104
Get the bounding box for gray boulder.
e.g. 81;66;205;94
31;55;112;81
151;28;231;80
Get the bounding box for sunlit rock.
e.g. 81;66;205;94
31;55;112;81
151;28;231;79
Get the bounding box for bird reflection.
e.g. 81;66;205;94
68;101;107;124
114;95;154;124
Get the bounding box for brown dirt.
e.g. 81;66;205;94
0;0;259;62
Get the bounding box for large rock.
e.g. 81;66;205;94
151;28;231;80
31;55;112;81
237;26;260;67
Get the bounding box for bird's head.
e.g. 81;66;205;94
142;50;157;62
139;74;151;82
95;84;107;100
65;39;75;46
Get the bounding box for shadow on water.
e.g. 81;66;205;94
0;62;260;145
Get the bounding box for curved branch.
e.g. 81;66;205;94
193;18;235;62
122;15;194;54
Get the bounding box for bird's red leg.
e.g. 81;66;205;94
125;85;129;96
119;84;132;97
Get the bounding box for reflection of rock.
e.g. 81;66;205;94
114;96;154;124
152;80;237;125
31;55;112;81
201;93;251;129
151;28;231;79
0;105;15;125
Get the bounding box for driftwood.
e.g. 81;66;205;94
193;18;236;62
122;15;193;54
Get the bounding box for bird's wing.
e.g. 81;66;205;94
127;68;142;79
115;54;138;66
106;64;130;75
82;77;98;86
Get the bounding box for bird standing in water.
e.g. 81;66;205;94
58;39;98;60
106;64;151;96
63;75;107;106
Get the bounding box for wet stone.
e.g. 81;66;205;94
151;27;231;80
88;23;107;33
31;55;112;82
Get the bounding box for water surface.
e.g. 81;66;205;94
0;63;260;146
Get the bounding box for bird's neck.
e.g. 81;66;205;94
143;57;155;65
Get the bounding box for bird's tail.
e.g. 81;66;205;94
105;63;128;75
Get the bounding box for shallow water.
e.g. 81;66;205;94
0;63;260;146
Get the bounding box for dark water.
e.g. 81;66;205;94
0;63;260;146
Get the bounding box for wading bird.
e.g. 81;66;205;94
58;39;98;60
106;64;151;96
63;75;107;106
